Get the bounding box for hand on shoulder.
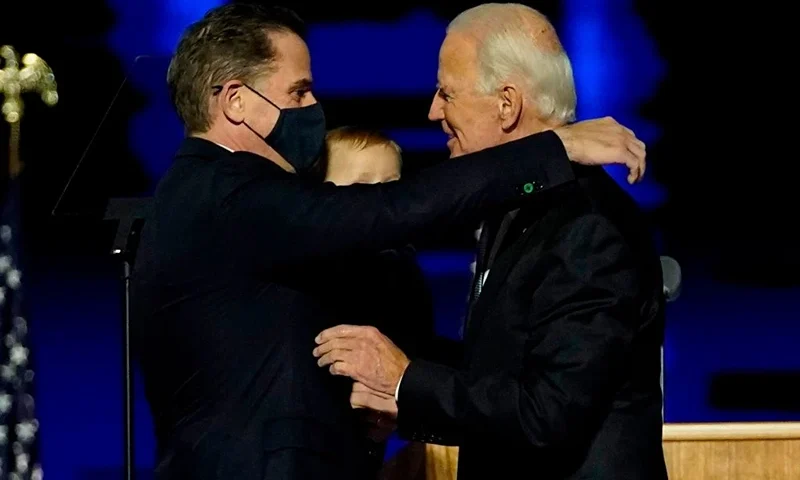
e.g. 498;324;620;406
553;117;646;184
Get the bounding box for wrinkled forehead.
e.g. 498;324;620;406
438;32;479;87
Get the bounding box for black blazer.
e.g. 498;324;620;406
397;164;668;480
310;244;436;475
312;244;435;358
130;132;574;479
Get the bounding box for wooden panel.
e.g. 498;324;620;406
664;423;800;480
383;423;800;480
424;444;458;480
664;439;800;479
664;422;800;441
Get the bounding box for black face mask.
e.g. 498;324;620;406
244;84;326;173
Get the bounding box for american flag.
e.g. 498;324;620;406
0;176;42;479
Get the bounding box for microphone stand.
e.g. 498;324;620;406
104;198;152;480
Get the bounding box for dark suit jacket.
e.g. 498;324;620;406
130;132;574;479
310;244;436;474
313;244;435;358
397;163;668;480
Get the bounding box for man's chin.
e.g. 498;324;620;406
446;137;460;157
447;145;464;159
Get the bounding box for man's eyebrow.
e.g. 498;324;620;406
289;78;313;91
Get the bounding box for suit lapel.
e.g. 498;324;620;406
464;207;538;353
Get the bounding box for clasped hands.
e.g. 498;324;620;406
313;325;409;440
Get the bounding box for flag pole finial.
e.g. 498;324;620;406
0;45;59;179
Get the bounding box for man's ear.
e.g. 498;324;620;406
218;81;246;124
499;83;523;131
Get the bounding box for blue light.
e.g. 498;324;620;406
416;251;475;276
387;128;448;152
107;0;225;184
107;0;224;67
561;0;668;209
307;10;445;96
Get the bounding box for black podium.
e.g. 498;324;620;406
52;55;180;480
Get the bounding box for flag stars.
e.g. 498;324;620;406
15;423;36;443
9;346;27;367
0;393;11;413
0;215;41;474
5;269;20;290
1;366;15;381
13;452;28;473
12;318;27;338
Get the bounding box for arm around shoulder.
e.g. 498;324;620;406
223;130;575;267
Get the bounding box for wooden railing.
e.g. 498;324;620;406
664;422;800;479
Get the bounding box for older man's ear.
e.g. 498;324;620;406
499;84;524;131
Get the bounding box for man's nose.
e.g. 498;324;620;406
428;95;444;122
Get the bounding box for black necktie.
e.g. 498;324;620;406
464;210;519;332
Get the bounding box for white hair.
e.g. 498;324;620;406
447;3;577;124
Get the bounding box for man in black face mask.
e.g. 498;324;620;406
131;3;647;480
236;82;326;172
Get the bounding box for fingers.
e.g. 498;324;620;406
317;348;354;368
328;358;357;379
616;122;645;183
562;117;647;178
353;381;394;399
625;151;641;184
315;324;359;343
316;324;377;344
350;389;397;415
312;338;359;357
626;139;646;184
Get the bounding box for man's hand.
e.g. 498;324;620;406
313;325;409;396
351;382;398;442
553;117;646;184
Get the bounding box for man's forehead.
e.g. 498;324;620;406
438;33;477;84
267;31;312;81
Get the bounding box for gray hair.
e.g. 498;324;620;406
447;3;577;124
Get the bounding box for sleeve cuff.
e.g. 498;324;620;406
395;371;404;401
395;360;462;445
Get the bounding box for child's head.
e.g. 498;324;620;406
321;126;402;185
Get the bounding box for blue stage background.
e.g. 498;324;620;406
2;0;798;478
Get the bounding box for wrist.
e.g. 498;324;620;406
553;125;577;162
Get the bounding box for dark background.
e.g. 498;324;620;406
2;0;798;478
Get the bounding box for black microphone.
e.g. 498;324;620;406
660;256;682;302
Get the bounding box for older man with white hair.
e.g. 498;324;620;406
314;4;668;479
